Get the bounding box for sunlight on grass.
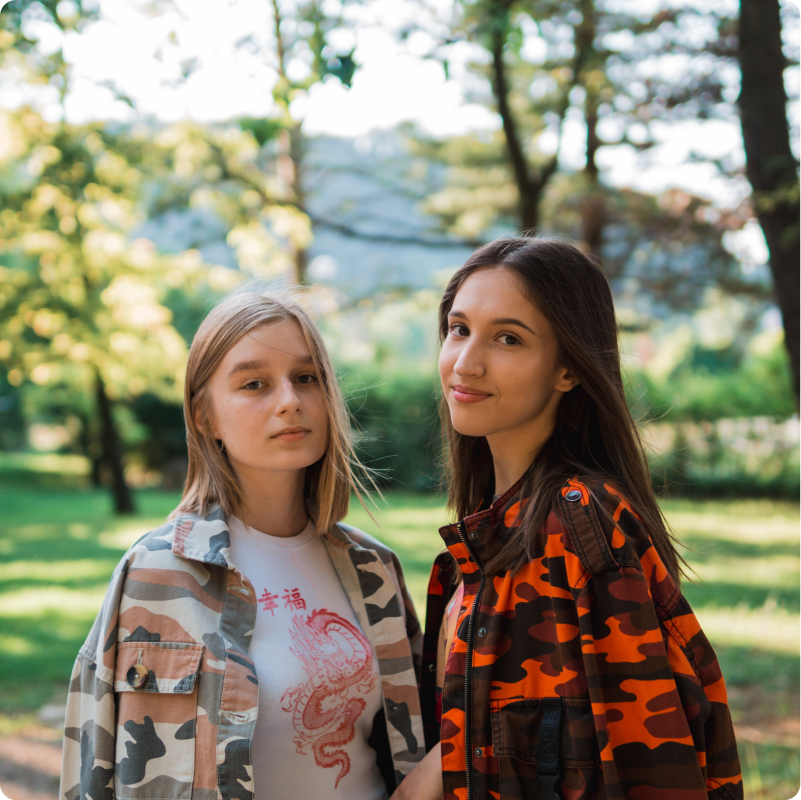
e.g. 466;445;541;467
0;452;90;475
0;587;107;616
97;519;170;550
0;634;35;655
665;500;799;544
692;556;799;589
0;559;119;583
696;601;800;654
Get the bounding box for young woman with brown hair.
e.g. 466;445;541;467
394;237;742;800
60;291;425;800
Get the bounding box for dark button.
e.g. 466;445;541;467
477;627;487;638
565;489;582;502
126;664;148;689
427;662;436;672
475;748;482;757
468;530;478;540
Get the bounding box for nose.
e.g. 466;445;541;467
275;378;302;415
453;338;485;378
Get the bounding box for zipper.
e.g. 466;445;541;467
457;520;485;800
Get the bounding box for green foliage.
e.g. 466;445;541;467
128;394;187;472
237;117;283;147
343;368;442;491
625;336;796;422
0;367;26;450
0;109;193;402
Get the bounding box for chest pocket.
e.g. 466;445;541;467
113;641;205;800
490;698;601;800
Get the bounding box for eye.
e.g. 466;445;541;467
296;373;318;385
499;333;521;346
242;379;264;391
449;323;469;338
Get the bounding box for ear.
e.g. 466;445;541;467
193;402;205;433
193;400;218;439
555;366;579;393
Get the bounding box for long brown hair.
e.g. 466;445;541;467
174;289;371;532
439;235;686;583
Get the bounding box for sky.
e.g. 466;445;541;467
4;0;799;264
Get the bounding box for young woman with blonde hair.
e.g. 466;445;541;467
60;290;425;800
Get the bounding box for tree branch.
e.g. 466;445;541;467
488;7;535;226
311;215;482;248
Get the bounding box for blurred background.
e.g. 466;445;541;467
0;0;798;797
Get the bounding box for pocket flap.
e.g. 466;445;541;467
490;698;601;768
114;641;205;694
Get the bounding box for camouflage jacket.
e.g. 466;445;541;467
60;509;425;800
421;479;743;800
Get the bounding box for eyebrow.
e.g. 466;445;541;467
448;310;537;336
227;355;314;377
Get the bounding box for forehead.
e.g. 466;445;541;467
452;267;544;323
221;318;311;365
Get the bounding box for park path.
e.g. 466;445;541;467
0;736;60;800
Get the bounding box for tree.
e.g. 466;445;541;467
738;0;799;401
231;0;359;283
0;108;196;512
411;1;796;333
123;0;360;285
430;0;606;235
411;0;706;249
0;0;97;79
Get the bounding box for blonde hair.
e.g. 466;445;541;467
174;289;369;532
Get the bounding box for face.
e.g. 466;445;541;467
199;318;329;478
439;266;578;451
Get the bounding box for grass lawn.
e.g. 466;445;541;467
0;457;797;799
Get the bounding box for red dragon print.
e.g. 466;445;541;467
280;609;376;788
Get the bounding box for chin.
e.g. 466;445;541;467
233;443;326;473
449;411;495;439
273;449;326;471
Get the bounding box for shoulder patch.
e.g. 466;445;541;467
557;479;619;575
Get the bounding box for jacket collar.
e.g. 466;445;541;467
171;506;232;567
438;477;526;569
171;504;361;568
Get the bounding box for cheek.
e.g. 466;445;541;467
310;393;330;439
217;394;269;439
500;355;553;396
438;343;455;385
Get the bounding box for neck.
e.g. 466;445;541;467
487;414;556;498
231;462;309;538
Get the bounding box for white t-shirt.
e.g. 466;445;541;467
227;516;389;800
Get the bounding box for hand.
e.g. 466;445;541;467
390;742;442;800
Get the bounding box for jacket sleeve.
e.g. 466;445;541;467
390;549;423;687
60;555;130;800
577;566;712;798
563;485;742;799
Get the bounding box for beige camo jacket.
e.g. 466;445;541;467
59;507;425;800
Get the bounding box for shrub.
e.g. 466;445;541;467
341;367;442;491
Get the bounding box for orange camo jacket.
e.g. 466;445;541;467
420;478;743;800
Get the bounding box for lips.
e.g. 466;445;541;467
452;384;491;404
273;426;310;441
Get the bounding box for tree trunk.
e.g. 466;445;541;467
75;412;103;487
581;85;605;257
94;370;135;514
489;18;539;231
738;0;800;401
290;124;308;284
